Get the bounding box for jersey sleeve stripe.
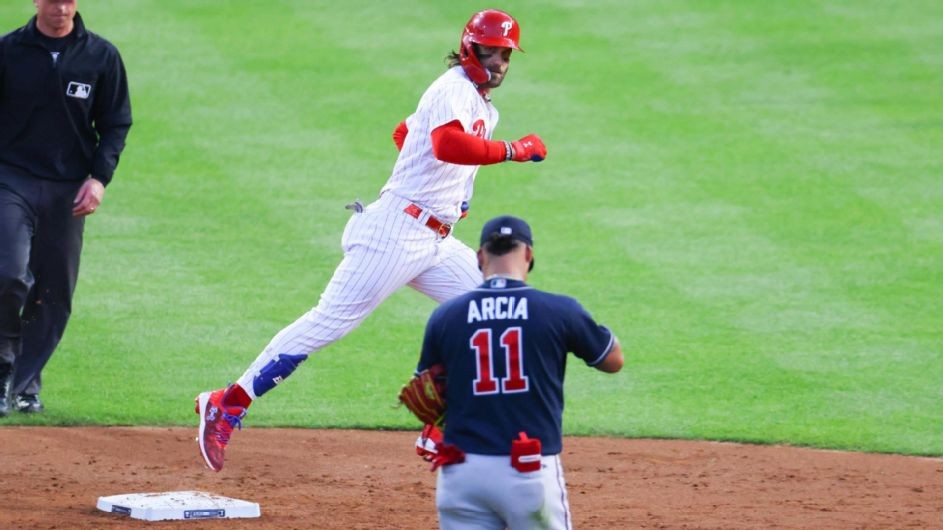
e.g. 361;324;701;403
587;331;616;367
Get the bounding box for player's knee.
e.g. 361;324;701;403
252;353;309;397
0;265;32;303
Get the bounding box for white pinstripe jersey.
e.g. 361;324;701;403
382;66;500;223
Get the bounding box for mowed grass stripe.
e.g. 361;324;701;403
556;1;941;453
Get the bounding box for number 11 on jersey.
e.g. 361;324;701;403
470;327;529;395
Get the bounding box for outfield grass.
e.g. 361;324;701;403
1;1;940;456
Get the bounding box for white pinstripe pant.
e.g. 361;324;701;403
237;192;482;399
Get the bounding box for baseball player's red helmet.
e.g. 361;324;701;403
460;9;523;85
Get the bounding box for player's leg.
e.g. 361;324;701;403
234;246;416;399
436;456;506;530
11;179;84;413
483;456;550;530
538;455;573;530
409;235;482;303
196;201;437;471
234;207;437;400
0;176;36;416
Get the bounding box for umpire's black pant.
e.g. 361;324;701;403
0;164;84;397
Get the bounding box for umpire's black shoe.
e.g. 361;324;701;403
0;364;13;417
14;393;44;414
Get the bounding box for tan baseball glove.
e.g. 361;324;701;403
398;364;447;426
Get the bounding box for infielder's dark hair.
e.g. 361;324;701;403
482;234;522;256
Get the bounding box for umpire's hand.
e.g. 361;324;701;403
73;178;105;217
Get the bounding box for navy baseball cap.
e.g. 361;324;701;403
479;215;533;246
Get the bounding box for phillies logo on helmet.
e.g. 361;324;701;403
501;21;513;37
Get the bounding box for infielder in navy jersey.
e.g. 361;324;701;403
416;215;624;530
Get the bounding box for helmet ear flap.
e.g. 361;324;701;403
459;35;491;85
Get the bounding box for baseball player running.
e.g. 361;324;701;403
412;215;624;530
195;9;548;471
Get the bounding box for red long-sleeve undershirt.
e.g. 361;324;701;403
392;120;507;165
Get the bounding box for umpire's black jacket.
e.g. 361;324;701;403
0;12;131;185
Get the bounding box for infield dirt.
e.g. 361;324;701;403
0;427;940;529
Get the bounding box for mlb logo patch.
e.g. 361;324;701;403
66;81;91;99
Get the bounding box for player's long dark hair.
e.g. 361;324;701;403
446;43;483;68
446;50;461;68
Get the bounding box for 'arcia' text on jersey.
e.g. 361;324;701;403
467;296;528;323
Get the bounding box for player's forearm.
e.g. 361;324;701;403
91;123;131;186
431;121;508;166
596;337;624;373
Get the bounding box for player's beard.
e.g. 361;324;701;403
482;71;506;89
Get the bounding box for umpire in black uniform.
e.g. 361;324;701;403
0;0;132;415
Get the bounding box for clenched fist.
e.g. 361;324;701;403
511;134;547;162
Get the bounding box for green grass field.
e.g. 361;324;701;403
1;1;940;456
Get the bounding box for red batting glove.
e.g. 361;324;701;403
510;134;547;162
416;424;443;462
